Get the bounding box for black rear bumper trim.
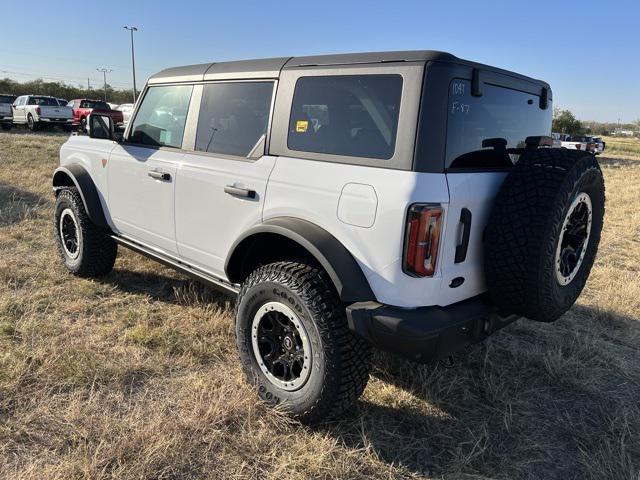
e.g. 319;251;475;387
346;294;519;363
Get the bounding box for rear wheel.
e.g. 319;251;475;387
484;149;605;322
54;188;117;277
235;261;372;424
27;114;38;131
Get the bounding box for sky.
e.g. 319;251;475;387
2;0;638;122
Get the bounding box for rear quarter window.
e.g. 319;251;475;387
446;80;551;169
287;75;402;160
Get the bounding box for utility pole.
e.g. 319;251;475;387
123;26;138;103
96;68;112;102
87;77;90;90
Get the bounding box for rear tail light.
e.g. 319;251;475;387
36;107;41;115
403;204;443;277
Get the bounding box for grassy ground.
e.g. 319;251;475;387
1;130;639;480
600;136;640;160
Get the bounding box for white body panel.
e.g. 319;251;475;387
35;105;73;121
59;136;117;217
560;141;588;151
174;152;276;276
438;172;508;305
107;144;182;255
264;156;451;307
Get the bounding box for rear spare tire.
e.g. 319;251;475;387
484;149;605;322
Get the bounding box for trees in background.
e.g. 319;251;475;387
553;108;640;137
552;108;583;134
0;78;134;104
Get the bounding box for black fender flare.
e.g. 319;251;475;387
52;165;108;228
225;217;375;303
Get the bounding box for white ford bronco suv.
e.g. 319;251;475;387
52;51;605;423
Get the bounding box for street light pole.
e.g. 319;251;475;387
124;26;138;103
96;68;112;102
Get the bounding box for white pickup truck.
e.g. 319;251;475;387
559;134;597;154
0;94;15;131
12;95;73;132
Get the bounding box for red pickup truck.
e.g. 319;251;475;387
67;99;124;131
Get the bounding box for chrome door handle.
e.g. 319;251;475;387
148;170;171;181
224;185;256;199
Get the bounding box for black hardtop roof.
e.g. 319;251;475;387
148;50;547;86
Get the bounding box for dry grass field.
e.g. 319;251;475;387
1;130;639;480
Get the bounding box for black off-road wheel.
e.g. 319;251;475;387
235;261;372;424
54;188;117;277
484;149;605;322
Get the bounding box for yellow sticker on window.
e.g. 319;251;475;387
295;120;309;133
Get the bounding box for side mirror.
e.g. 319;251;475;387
89;114;117;141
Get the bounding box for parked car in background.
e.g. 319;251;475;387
592;136;606;155
115;103;134;124
67;99;124;132
558;134;597;153
12;95;73;131
0;94;16;131
551;132;563;148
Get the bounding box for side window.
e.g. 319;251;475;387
287;75;403;160
129;85;193;148
195;82;274;157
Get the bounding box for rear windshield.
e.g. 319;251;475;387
28;97;59;106
0;95;16;104
80;100;110;109
445;80;551;169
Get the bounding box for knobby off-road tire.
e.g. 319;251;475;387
484;149;605;322
54;188;117;277
236;261;372;424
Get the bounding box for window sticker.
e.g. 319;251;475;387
159;130;172;145
295;120;309;133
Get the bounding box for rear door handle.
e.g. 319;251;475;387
224;185;256;199
454;208;472;263
148;170;171;181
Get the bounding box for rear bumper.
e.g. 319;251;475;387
346;294;519;363
39;118;73;124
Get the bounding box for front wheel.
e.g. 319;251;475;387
235;261;372;424
54;188;117;277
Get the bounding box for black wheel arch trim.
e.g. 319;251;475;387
52;165;108;228
225;217;375;303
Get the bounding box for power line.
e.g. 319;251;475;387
0;68;131;89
